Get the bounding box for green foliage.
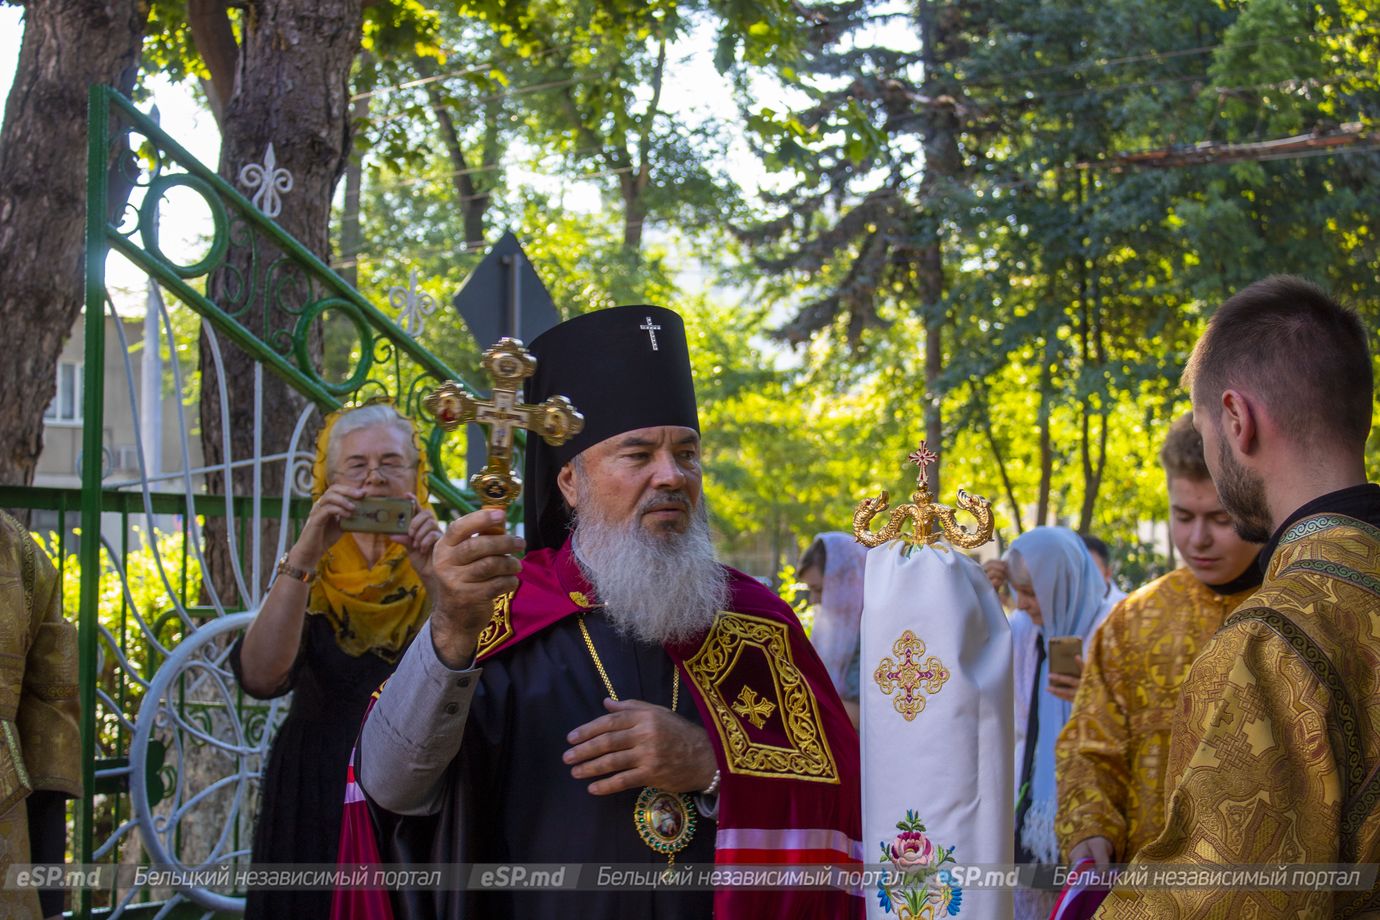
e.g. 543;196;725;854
123;0;1380;582
722;0;1380;570
139;0;210;95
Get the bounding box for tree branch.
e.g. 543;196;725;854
636;36;667;192
187;0;240;125
423;75;487;247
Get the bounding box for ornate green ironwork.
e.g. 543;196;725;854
66;84;513;917
92;87;489;501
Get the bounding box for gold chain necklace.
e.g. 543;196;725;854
577;614;697;868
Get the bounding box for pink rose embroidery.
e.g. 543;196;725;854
889;830;935;871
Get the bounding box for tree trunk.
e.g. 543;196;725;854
198;0;363;606
975;387;1024;534
1036;335;1056;527
1077;402;1109;533
1075;173;1109;533
620;36;665;253
914;0;959;496
620;169;649;251
920;246;944;497
0;0;151;488
337;89;369;288
187;0;238;123
424;73;489;250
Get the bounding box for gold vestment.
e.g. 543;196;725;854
1055;567;1256;861
0;511;82;918
1097;512;1380;918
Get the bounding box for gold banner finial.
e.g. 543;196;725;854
853;440;995;549
423;338;584;511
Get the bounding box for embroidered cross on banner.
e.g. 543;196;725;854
732;685;776;729
424;338;583;511
640;316;662;351
874;630;951;722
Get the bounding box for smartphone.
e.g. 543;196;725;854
340;497;413;534
1047;635;1083;677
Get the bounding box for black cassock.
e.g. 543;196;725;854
373;609;716;919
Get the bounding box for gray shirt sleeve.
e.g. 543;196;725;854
358;619;480;816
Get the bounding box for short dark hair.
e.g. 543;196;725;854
1159;413;1211;482
1080;533;1110;567
798;537;827;576
1182;275;1373;449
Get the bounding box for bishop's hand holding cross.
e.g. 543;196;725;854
420;338;584;667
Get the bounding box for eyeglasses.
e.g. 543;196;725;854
337;461;413;483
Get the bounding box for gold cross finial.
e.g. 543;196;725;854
907;441;939;487
854;440;996;549
424;338;584;511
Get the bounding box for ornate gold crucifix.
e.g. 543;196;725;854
423;338;584;511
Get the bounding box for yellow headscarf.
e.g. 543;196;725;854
306;402;432;662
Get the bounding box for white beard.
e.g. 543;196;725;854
571;489;729;645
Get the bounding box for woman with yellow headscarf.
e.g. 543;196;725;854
231;403;442;920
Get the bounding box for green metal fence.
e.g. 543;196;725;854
29;84;497;917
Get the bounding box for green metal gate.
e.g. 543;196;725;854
24;84;494;917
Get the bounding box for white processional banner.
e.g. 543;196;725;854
861;539;1014;920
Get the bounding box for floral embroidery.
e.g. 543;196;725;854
877;809;963;918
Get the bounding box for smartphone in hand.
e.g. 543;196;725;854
340;497;413;534
1047;635;1083;676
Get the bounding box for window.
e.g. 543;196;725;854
44;361;83;423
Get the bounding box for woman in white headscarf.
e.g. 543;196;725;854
798;532;868;727
1004;527;1114;919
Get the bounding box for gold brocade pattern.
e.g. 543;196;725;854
474;592;514;661
684;612;839;783
0;511;81;919
1097;515;1380;919
1054;567;1255;861
0;512;80;799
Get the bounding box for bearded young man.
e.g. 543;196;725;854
1098;276;1380;918
349;306;862;919
1053;414;1263;869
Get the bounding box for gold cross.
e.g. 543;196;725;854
424;338;584;510
874;630;950;722
731;685;776;729
907;441;939;487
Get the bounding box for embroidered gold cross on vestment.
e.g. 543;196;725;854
731;685;776;729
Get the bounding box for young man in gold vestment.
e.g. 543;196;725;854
1055;414;1263;867
1098;275;1380;918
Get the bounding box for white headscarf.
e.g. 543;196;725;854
1005;526;1108;864
804;532;868;695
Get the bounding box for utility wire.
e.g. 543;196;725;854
351;19;1379;107
332;133;1380;273
351;42;570;102
962;22;1380;87
358;60;1378;202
